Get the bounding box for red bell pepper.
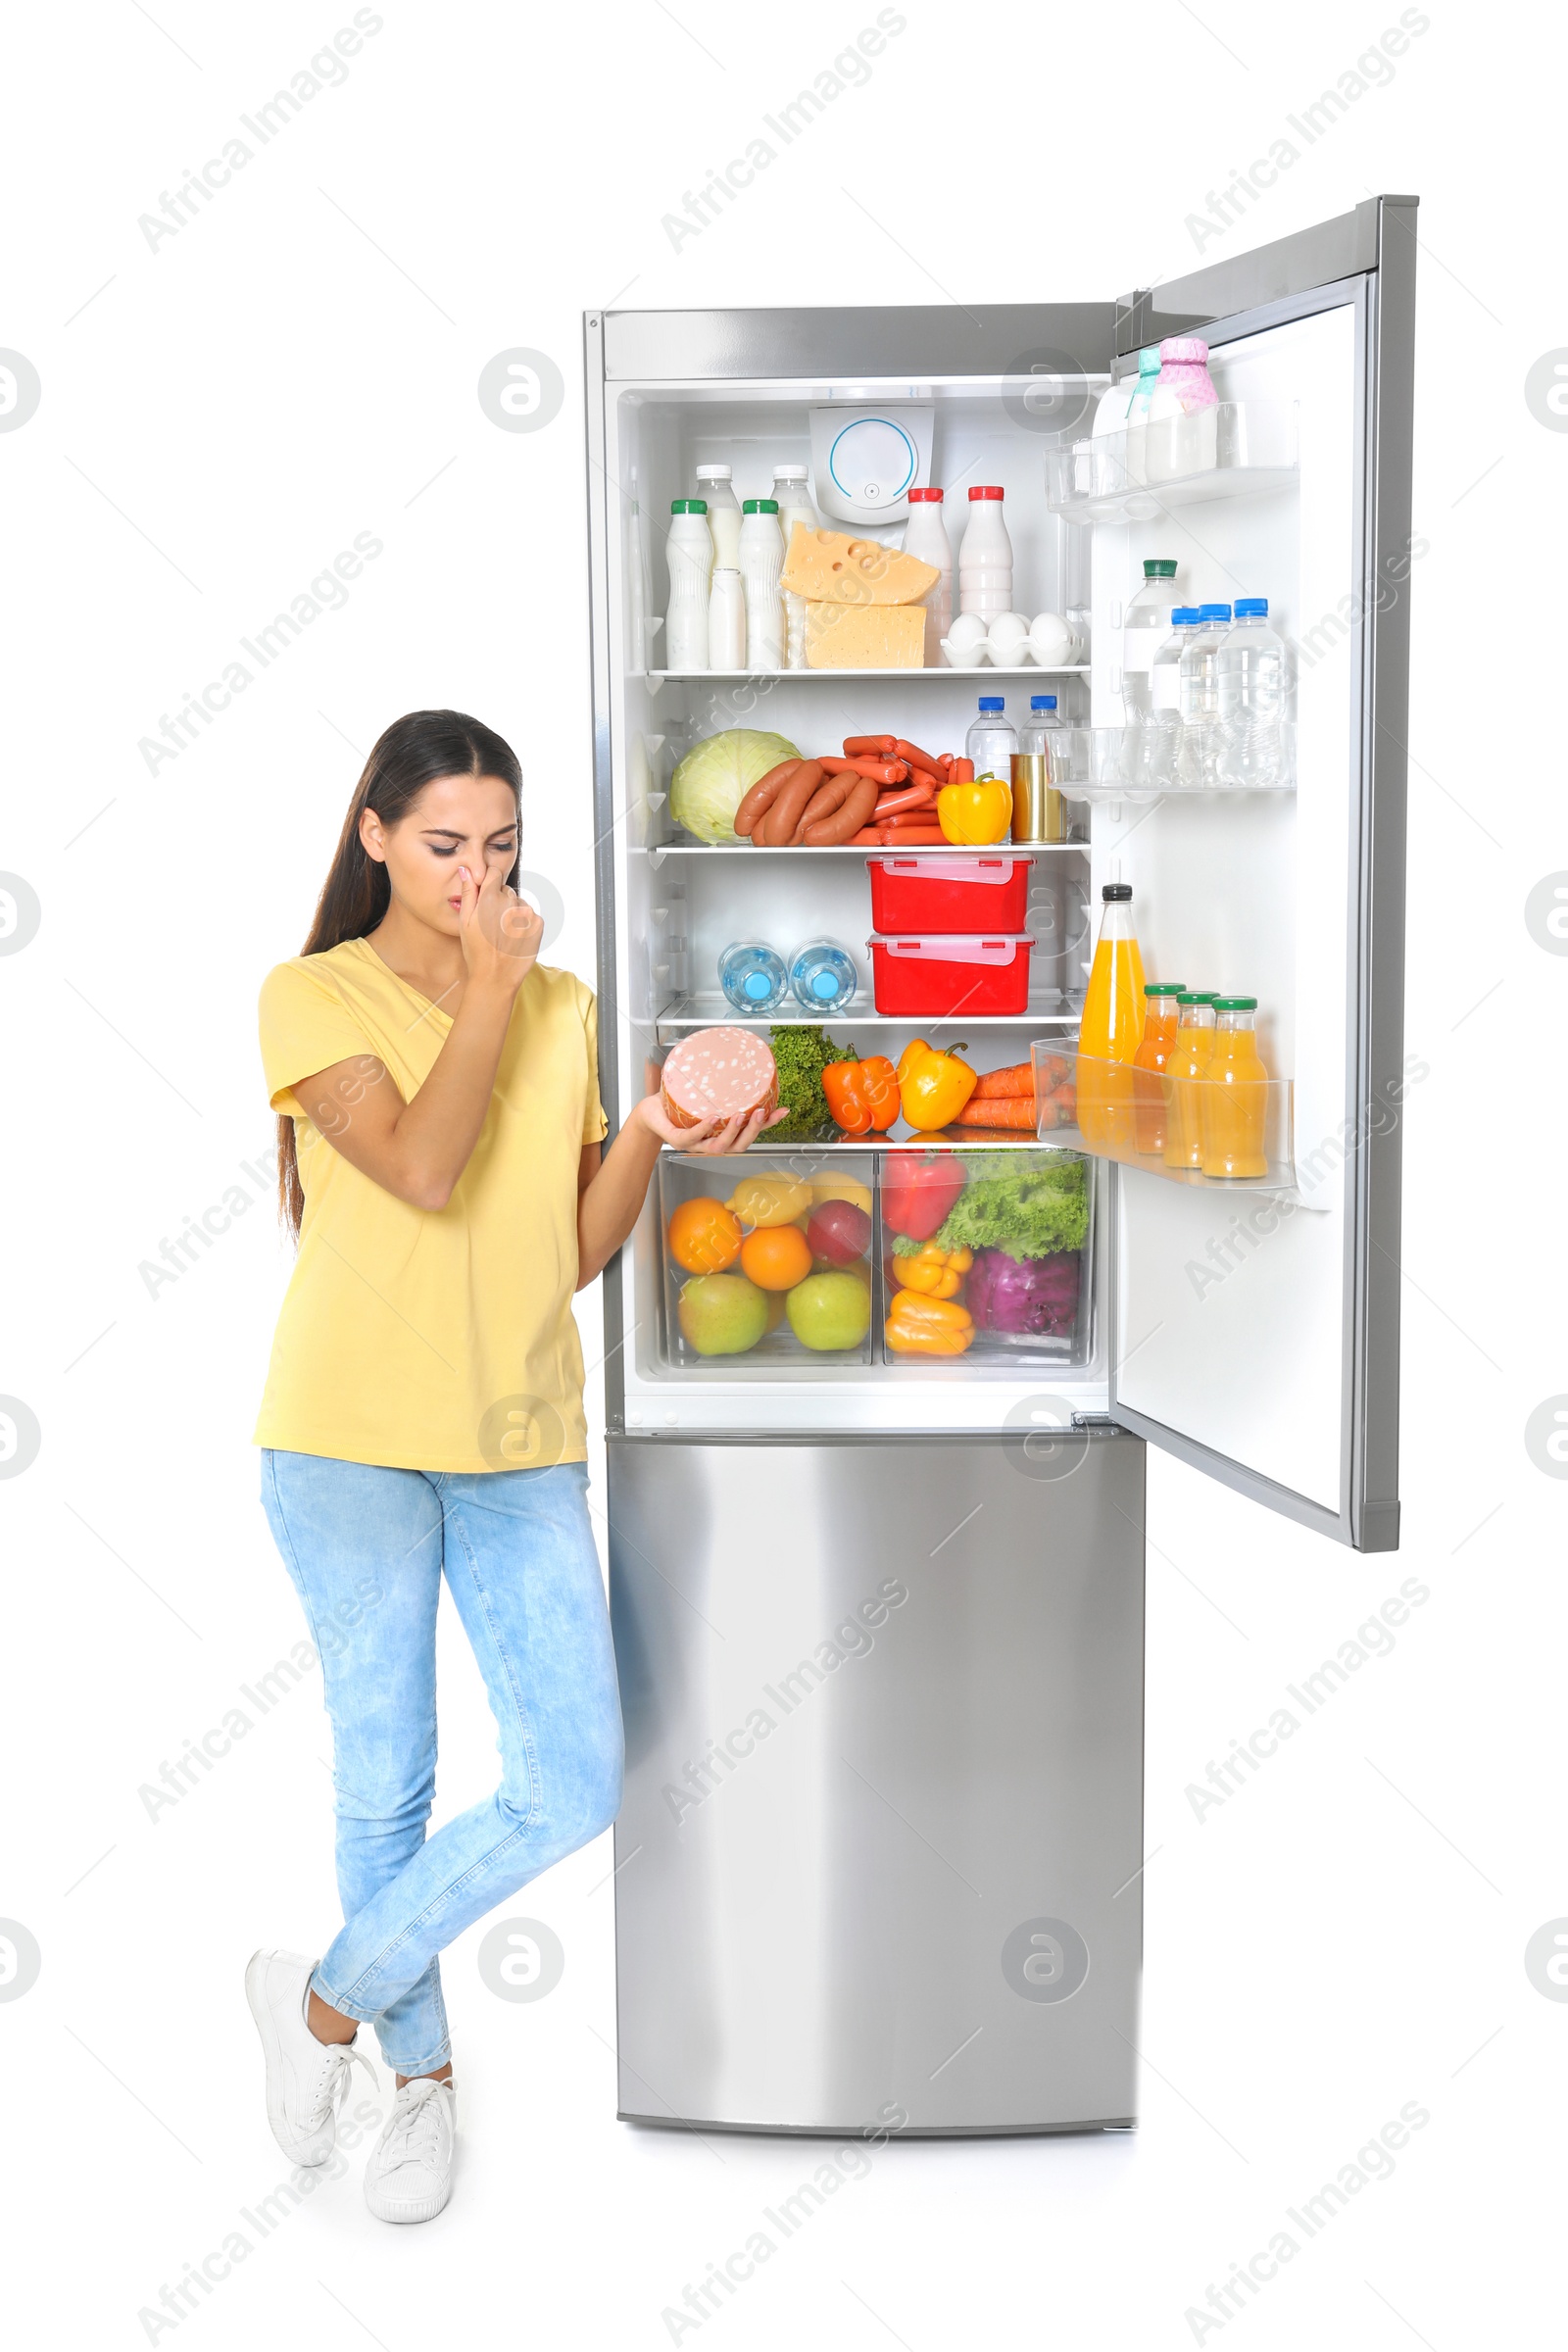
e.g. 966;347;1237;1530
883;1147;967;1241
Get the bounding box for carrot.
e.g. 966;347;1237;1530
952;1095;1039;1129
971;1061;1036;1100
844;734;897;756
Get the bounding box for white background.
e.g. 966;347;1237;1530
2;3;1561;2345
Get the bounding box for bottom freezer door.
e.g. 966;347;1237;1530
608;1431;1145;2136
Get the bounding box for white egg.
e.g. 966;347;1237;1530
987;612;1029;643
947;612;989;651
1029;612;1073;666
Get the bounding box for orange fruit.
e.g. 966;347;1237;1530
739;1222;814;1291
668;1196;742;1274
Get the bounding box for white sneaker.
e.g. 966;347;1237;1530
363;2076;457;2224
244;1947;377;2168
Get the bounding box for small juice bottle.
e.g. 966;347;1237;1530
1200;996;1269;1178
1132;980;1185;1155
1076;883;1147;1153
1161;992;1216;1169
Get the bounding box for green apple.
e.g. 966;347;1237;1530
785;1270;872;1352
678;1273;769;1356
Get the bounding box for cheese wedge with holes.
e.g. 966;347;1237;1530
782;525;939;608
805;601;925;669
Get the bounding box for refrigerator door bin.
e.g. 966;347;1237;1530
1036;1047;1305;1202
659;1150;878;1373
866;932;1034;1017
867;853;1036;934
1043;398;1299;523
882;1144;1095;1368
609;1430;1145;2135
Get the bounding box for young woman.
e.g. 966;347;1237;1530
245;710;780;2223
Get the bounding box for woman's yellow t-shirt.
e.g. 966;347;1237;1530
253;937;609;1474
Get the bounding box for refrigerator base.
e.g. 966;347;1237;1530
618;2111;1137;2139
609;1431;1146;2138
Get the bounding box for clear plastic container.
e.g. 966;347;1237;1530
717;940;788;1013
1215;597;1288;788
789;938;858;1012
1177;603;1231;789
965;695;1018;780
660;1150;876;1373
1135;607;1200;787
1120;558;1179;723
881;1142;1095;1367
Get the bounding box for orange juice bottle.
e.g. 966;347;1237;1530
1161;992;1216;1169
1076;884;1147;1153
1200;996;1270;1178
1132;981;1185;1155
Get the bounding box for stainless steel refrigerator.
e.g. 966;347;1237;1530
583;196;1415;2135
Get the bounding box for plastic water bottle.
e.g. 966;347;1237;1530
1135;608;1200;787
1120;559;1179;723
718;941;788;1014
1215;597;1287;788
1178;603;1231;788
789;939;858;1012
965;695;1018;780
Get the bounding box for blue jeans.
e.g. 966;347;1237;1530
260;1450;623;2077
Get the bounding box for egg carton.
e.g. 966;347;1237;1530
939;612;1086;669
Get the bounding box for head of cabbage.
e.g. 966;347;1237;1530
669;728;799;845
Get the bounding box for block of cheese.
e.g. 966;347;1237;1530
805;601;925;670
782;525;938;609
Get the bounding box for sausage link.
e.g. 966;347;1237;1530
871;780;936;818
805;772;880;846
760;759;827;845
894;739;940;773
733;759;799;839
843;733;898;756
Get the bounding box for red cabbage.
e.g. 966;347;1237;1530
967;1247;1081;1336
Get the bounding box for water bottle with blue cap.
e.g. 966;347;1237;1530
788;939;858;1013
717;940;788;1014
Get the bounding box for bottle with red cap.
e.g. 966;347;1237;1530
957;484;1013;621
903;486;953;665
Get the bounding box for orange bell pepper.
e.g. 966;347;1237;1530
896;1037;978;1131
822;1054;901;1136
890;1241;972;1299
885;1288;974;1355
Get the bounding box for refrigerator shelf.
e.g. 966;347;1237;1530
655;992;1081;1043
637;842;1089;860
643;665;1091;685
1043;400;1299;526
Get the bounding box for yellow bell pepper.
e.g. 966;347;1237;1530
897;1037;978;1131
885;1288;974;1356
890;1241;972;1299
937;776;1012;846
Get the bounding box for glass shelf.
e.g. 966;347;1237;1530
635;840;1090;860
1033;1045;1310;1201
644;665;1090;685
1044;401;1298;526
655;992;1082;1044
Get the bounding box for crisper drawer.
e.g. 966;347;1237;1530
653;1143;1095;1375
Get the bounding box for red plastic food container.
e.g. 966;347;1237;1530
865;933;1034;1017
867;852;1035;934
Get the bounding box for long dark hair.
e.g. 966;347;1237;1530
278;709;522;1235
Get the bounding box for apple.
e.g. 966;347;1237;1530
786;1270;872;1352
805;1200;871;1266
678;1273;768;1356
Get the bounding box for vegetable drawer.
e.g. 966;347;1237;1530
867;853;1035;935
865;933;1034;1017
